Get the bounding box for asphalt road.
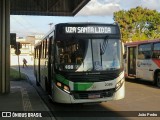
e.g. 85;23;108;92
11;65;160;120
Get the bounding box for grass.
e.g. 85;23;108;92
10;68;27;81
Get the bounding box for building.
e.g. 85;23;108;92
10;35;43;66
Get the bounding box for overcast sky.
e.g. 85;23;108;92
10;0;160;37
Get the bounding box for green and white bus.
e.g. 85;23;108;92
34;23;125;103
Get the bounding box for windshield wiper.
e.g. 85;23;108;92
99;36;109;69
100;36;109;55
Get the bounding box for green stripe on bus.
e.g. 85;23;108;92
55;74;93;91
74;83;93;91
56;74;69;86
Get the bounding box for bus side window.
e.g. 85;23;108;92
138;44;151;60
138;52;145;59
153;51;160;59
153;43;160;59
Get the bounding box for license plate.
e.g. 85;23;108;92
88;94;100;99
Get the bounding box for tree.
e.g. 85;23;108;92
114;6;160;43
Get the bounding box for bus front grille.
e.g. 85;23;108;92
71;89;115;99
67;74;118;82
62;70;122;82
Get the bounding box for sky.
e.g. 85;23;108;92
10;0;160;38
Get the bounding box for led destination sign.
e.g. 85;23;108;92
65;26;116;34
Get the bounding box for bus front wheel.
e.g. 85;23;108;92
45;77;49;92
35;73;40;86
156;72;160;88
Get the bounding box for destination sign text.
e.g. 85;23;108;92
65;26;114;34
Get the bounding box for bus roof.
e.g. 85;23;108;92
125;39;160;46
56;22;119;26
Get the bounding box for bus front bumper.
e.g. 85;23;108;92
52;81;125;104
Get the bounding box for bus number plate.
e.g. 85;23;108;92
88;94;100;99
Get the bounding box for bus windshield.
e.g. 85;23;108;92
55;39;121;72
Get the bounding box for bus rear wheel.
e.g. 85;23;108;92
156;72;160;88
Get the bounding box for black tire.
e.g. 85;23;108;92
45;78;49;92
35;73;40;86
156;72;160;88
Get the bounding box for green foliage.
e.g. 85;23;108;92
10;68;27;81
114;6;160;43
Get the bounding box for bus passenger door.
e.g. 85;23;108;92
128;47;137;77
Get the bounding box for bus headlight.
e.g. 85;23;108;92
115;79;124;91
56;82;62;87
56;81;70;94
63;85;70;94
